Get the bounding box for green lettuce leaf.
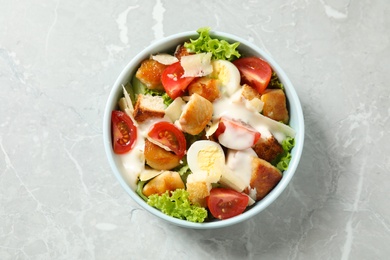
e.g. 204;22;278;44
136;180;148;201
177;164;190;176
130;77;147;105
274;137;295;171
144;88;164;96
173;159;192;183
147;189;208;223
281;136;295;151
268;72;284;90
276;152;292;171
143;88;173;106
184;27;241;61
161;93;174;106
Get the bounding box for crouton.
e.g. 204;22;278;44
179;93;213;135
144;139;181;170
143;171;185;197
135;59;167;90
133;94;165;123
252;135;284;163
241;84;261;100
188;77;220;102
240;84;264;113
261;89;289;124
249;157;282;201
186;181;211;207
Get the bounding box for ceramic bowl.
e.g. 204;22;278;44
103;30;304;229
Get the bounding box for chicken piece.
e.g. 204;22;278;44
174;44;191;60
144;139;181;170
135;59;167;90
186;181;211;207
261;89;289;124
188;77;220;102
248;157;282;201
179;93;213;135
133;94;165;123
143;171;185;197
252;135;284;163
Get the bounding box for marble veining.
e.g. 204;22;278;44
44;0;60;61
1;0;389;259
152;0;165;40
319;0;350;20
116;5;139;46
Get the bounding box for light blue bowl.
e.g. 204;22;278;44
103;31;304;229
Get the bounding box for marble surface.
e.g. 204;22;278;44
1;0;389;259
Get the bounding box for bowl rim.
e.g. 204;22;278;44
103;30;305;229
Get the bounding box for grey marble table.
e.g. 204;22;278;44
1;0;389;259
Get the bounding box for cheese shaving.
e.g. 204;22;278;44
180;52;213;78
151;53;179;65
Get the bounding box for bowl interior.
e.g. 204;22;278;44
103;31;304;229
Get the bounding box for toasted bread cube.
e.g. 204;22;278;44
144;139;181;170
188;77;220;102
252;135;284;163
240;84;264;112
250;157;282;201
133;94;165;123
179;93;213;135
186;181;211;207
241;84;261;100
143;171;185;197
261;89;289;124
135;59;167;90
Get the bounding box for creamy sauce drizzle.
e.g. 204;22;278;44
212;97;295;143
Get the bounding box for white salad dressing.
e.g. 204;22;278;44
226;148;257;188
212;97;295;143
218;123;257;150
119;100;171;188
118;127;145;190
119;115;173;189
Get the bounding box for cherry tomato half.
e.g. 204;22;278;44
207;188;249;220
111;111;137;154
161;62;195;99
214;117;261;150
148;121;186;158
233;57;272;94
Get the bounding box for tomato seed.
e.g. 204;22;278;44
158;131;178;148
118;121;130;144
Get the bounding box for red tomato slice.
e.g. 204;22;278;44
207;188;249;220
233;57;272;94
148;121;186;158
214;117;261;150
161;62;195;99
111;111;137;154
